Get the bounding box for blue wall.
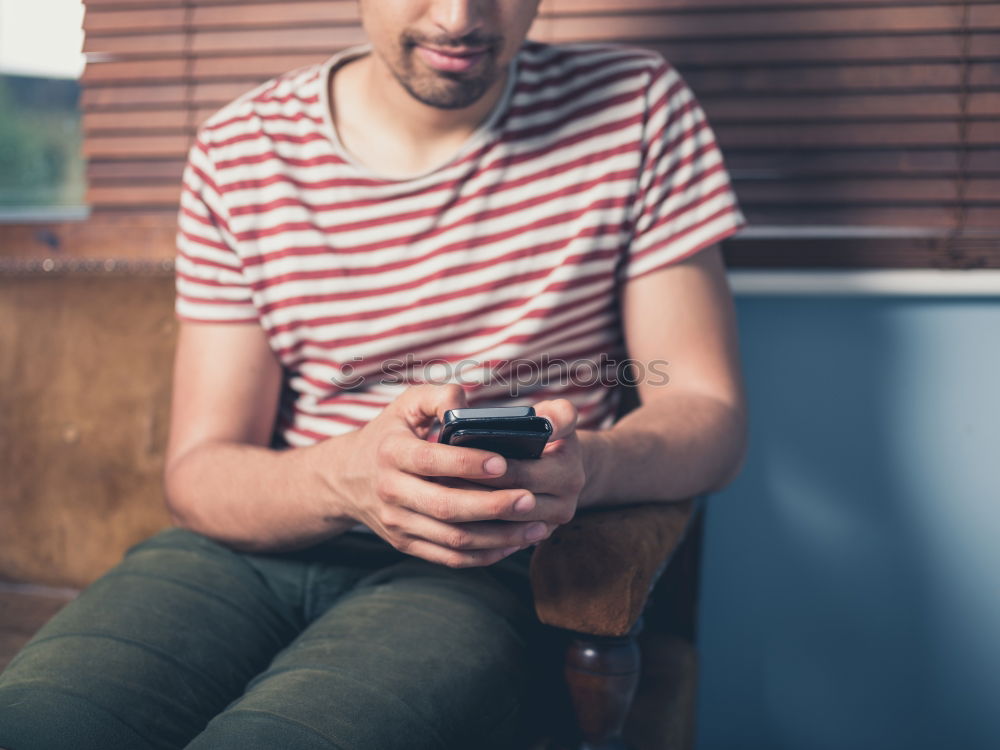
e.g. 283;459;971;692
697;295;1000;750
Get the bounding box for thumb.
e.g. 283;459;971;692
531;398;579;442
395;383;469;433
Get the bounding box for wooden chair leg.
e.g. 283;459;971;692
563;619;643;750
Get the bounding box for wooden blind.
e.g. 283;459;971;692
74;0;999;267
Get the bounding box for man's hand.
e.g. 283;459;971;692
465;398;586;533
324;384;554;568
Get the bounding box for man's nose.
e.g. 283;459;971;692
427;0;486;40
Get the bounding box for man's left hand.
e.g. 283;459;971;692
455;398;589;540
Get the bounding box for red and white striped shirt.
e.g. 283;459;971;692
175;41;746;448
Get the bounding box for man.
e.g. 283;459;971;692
0;1;747;748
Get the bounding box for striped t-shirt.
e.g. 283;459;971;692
175;40;746;448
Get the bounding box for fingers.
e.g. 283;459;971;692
383;507;550;553
382;430;509;480
371;500;554;569
365;389;582;570
432;476;571;524
381;470;534;523
531;398;579;441
393;383;469;435
469;438;580;498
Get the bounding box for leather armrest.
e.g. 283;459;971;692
529;499;700;637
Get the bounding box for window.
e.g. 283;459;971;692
0;0;86;219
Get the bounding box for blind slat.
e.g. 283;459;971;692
87;160;186;181
83;134;190;158
83;109;189;132
727;149;1000;177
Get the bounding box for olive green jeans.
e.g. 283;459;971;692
0;527;559;749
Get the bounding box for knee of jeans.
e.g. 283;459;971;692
109;526;252;585
124;525;229;560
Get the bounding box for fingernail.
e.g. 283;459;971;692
502;546;520;556
485;456;506;475
525;522;547;542
513;494;534;513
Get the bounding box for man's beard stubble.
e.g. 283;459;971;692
391;31;505;110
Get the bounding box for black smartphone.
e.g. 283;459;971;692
439;406;552;459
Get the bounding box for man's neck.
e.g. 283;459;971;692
330;48;511;179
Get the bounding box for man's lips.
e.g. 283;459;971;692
416;45;488;73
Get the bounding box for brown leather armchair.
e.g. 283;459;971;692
1;268;708;750
528;497;706;750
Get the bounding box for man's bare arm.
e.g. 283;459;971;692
163;322;556;562
577;244;748;507
162;321;356;551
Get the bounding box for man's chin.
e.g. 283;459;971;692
403;75;494;111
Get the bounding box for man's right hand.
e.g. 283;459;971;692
317;384;553;568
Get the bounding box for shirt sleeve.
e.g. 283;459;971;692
174;133;259;323
620;59;747;281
